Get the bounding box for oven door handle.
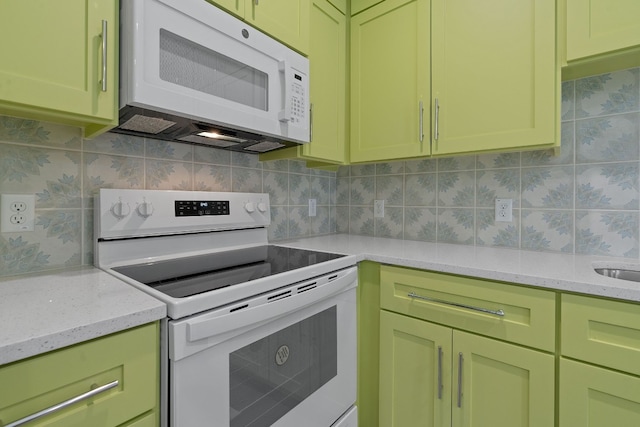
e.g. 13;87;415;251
186;267;357;343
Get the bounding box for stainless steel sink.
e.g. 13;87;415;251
594;268;640;282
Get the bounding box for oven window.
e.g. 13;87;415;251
159;29;268;111
229;306;337;427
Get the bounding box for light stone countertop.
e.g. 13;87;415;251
4;234;640;366
0;266;166;366
276;234;640;302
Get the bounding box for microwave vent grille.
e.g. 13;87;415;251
244;141;285;152
119;115;177;134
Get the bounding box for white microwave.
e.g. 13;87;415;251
115;0;310;153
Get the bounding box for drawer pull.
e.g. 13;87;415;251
408;292;505;317
2;380;119;427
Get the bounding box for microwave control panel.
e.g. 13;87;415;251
291;73;306;125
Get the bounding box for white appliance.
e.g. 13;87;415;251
94;189;357;427
114;0;310;153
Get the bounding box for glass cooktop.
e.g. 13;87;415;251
113;245;345;298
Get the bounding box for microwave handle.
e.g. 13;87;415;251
278;60;292;122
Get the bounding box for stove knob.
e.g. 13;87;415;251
257;202;267;213
244;202;256;213
136;199;154;218
110;199;131;220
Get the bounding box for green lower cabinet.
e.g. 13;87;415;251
379;310;452;427
560;358;640;427
380;310;555;427
452;330;555;427
0;323;159;427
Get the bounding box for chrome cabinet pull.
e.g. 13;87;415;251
100;20;108;92
419;100;424;142
2;380;118;427
457;353;463;408
437;346;443;400
433;98;440;141
407;292;505;317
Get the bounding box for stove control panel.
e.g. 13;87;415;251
175;200;230;217
95;189;270;239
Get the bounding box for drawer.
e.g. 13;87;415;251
380;265;556;351
562;294;640;376
122;411;158;427
0;323;159;427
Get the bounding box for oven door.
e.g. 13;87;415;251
168;272;357;427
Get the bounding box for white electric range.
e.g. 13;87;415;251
94;189;358;427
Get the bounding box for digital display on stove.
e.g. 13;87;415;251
175;200;230;216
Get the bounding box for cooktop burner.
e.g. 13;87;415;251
112;245;345;298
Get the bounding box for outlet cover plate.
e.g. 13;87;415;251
495;198;513;222
1;194;35;232
374;200;385;218
308;199;317;217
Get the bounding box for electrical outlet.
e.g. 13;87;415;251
308;199;317;217
495;198;513;222
374;200;385;218
1;194;35;232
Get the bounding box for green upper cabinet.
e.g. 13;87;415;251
327;0;347;14
305;0;347;163
0;0;118;138
350;0;558;163
566;0;640;61
430;0;558;156
350;0;430;163
351;0;384;15
260;0;347;166
563;0;640;78
207;0;310;54
206;0;245;17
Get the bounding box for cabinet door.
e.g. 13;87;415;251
379;310;451;427
246;0;310;54
303;0;347;163
351;0;384;16
0;0;117;137
452;330;555;427
431;0;557;155
205;0;245;18
560;358;640;426
350;0;430;163
566;0;640;61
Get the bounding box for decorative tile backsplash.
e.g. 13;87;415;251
0;124;336;277
1;66;639;278
337;67;640;258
